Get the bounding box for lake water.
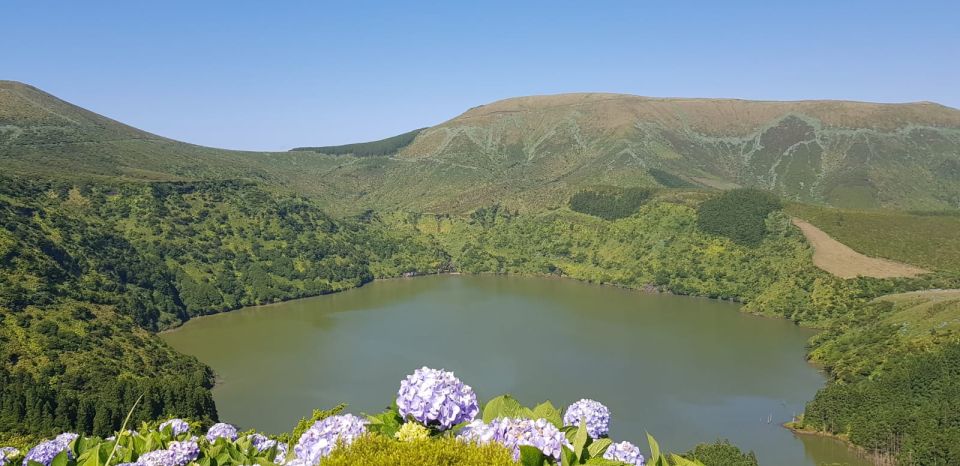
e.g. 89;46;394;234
162;275;873;466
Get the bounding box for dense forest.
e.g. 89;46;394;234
2;175;959;464
0;175;446;440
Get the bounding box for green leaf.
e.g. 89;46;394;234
482;394;522;422
646;432;661;462
583;459;622;465
50;450;69;466
573;420;589;460
586;437;612;458
532;401;563;428
519;445;546;466
561;445;577;466
516;407;536;420
669;454;706;466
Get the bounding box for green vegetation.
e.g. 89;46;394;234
787;204;960;270
323;435;517;466
0;175;446;441
568;187;654;220
3;82;960;463
696;189;782;246
290;128;425;156
682;440;758;466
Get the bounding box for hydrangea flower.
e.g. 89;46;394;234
160;419;190;436
247;434;287;464
205;423;238;442
135;449;176;466
563;399;611;438
22;434;75;466
603;441;646;466
396;367;479;430
1;447;20;466
458;418;569;461
293;414;367;465
167;439;200;466
53;434;78;446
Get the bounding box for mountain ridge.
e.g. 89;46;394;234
2;81;960;213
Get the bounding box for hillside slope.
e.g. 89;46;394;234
3;82;960;214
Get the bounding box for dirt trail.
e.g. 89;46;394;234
791;218;930;278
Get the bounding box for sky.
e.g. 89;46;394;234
3;1;958;151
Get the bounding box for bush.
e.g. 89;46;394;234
324;435;517;466
683;439;759;466
696;189;782;245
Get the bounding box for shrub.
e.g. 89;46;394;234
323;435;517;466
683;439;759;466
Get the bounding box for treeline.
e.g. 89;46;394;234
290;128;425;156
0;175;448;440
568;186;654;220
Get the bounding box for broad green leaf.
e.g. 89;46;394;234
532;401;563;428
670;454;705;466
586;437;612;458
584;459;623;465
482;394;522;422
50;450;69;466
573;420;589;460
519;445;546;466
516;407;536;420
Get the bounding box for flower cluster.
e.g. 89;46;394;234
248;433;288;464
293;414;368;465
604;440;646;466
563;398;611;438
0;447;19;466
22;433;76;466
458;417;569;461
159;419;190;436
133;438;199;466
396;366;479;430
205;423;238;442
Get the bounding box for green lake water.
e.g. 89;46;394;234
162;275;873;466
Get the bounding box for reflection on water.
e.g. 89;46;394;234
164;275;867;466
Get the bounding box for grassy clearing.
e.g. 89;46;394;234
786;204;960;271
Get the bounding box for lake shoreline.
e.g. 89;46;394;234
785;422;891;466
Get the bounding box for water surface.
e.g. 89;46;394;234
163;275;872;466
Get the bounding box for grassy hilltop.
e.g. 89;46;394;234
4;82;960;214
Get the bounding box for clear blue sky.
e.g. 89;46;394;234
4;1;958;151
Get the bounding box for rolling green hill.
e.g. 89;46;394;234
4;82;960;214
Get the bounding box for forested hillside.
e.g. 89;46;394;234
0;175;446;441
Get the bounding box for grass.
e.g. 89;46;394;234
786;203;960;271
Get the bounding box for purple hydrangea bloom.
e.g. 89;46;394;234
293;414;367;465
53;434;77;446
603;441;646;466
22;435;74;466
135;449;177;466
563;399;611;438
396;367;479;430
458;417;569;461
167;439;199;466
205;423;238;442
160;419;190;436
248;434;287;464
1;447;20;466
